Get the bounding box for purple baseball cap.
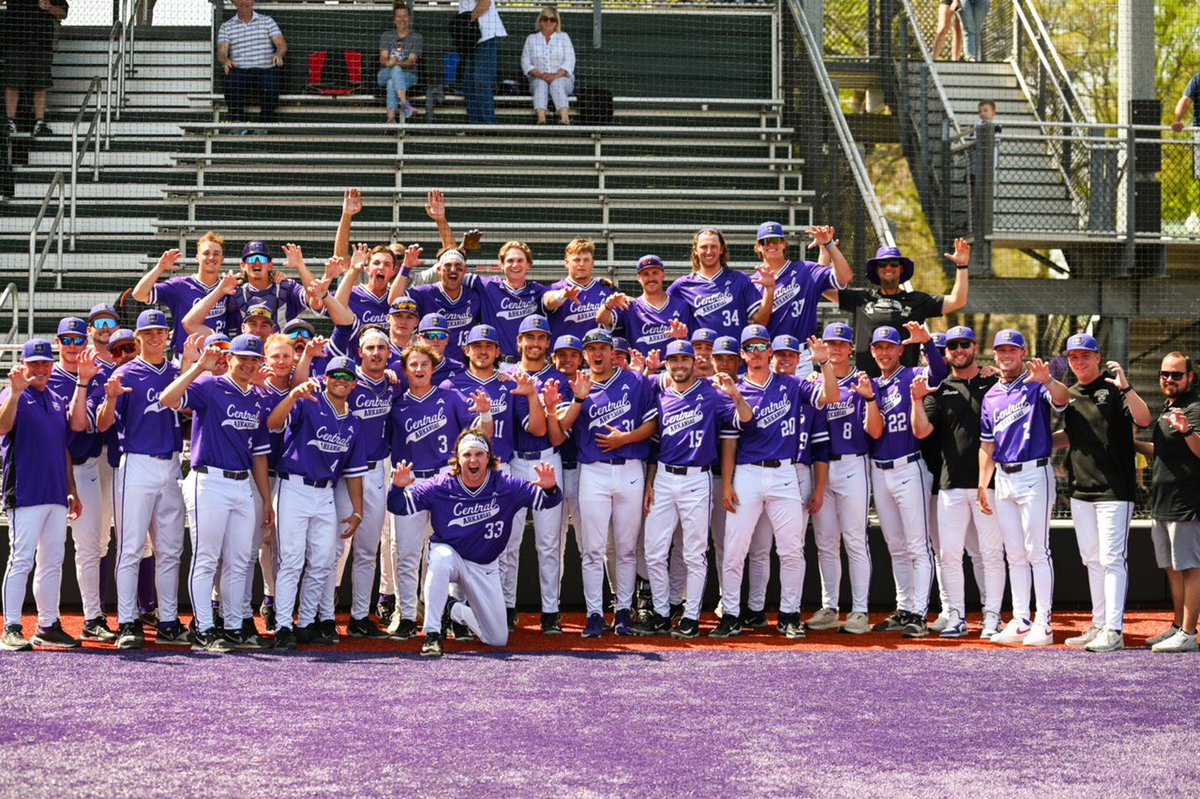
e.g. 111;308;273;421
323;356;357;377
241;240;271;260
756;221;786;242
637;254;665;273
553;335;582;353
665;340;695;359
772;334;800;353
691;328;718;344
518;315;551;336
283;318;314;338
204;333;231;349
582;329;614;348
418;313;449;333
465;324;500;346
136;309;169;331
229;334;264;357
992;329;1027;350
612;337;631;355
945;325;975;344
87;303;119;322
21;338;54;362
57;317;88;337
932;332;947;350
740;324;770;346
822;322;853;344
713;336;740;357
109;329;135;347
871;326;903;346
1065;333;1099;353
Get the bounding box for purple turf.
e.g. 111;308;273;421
0;650;1193;798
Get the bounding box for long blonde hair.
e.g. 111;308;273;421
536;6;562;33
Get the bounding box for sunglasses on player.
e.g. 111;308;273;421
287;328;313;340
244;255;271;265
946;340;974;351
742;342;770;354
58;335;86;347
90;318;118;331
209;341;231;352
326;370;357;382
1160;370;1188;382
758;237;786;247
111;344;136;356
420;331;449;342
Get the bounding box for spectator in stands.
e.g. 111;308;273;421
216;0;287;133
460;0;507;125
1170;72;1200;131
2;0;69;138
521;7;575;125
959;0;989;62
932;0;963;62
378;5;424;123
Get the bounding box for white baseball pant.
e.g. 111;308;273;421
578;461;644;616
937;487;1005;617
114;453;186;625
2;504;68;628
184;469;255;632
508;450;565;612
1069;498;1132;631
745;463;816;613
324;460;388;620
871;457;935;616
709;473;726;604
391;468;448;623
668;526;686;607
273;475;338;630
377;464;398;600
245;473;278;616
69;456;112;621
422;542;507;645
644;467;711;620
722;463;806;619
811;454;872;613
994;461;1055;622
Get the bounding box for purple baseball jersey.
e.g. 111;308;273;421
980;373;1066;464
181;375;270;471
448;372;516;463
345;285;393;333
112;359;184;458
256;382;291;469
409;284;481;364
388;471;562;564
0;385;69;509
47;365;102;461
347;370;402;465
655;380;736;468
869;344;948;461
666;268;759;340
89;360;124;468
750;259;841;340
572;369;657;464
503;363;568;454
466;275;549;358
225;280;306;330
545;278;613;343
824;372;875;457
722;373;820;464
622;295;694;356
389;386;479;471
431;355;463;386
795;395;830;466
277;392;369;483
151;275;229;355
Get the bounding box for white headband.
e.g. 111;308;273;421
359;328;389;346
457;433;491;457
438;250;466;268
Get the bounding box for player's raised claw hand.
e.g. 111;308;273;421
807;335;829;365
604;293;631;312
562;285;582;307
806;225;835;248
350;244;370;270
250;363;271;389
533;461;557;490
851;371;876;399
290;379;320;403
342;188;363;218
307;275;332;302
979;364;1000;379
944;237;971;268
304;336;328;359
723;484;739;513
541;378;561;410
629;349;646;373
339;511;362;540
643;484;654;516
1028;358;1052;385
391;460;415;488
901;321;930;345
1104;361;1131;390
403;243;423;271
156;248;183;274
322;256;346;282
642;349;661;374
713;371;739;397
76;347;101;384
199;345;224;372
469;389;493;415
596;424;627;453
752;264;777;290
424;189;445;222
511;371;537;396
8;364;31;393
1166;408;1193;435
571;370;592;400
104;373;132;399
911;374;934;400
67;492;82;522
218;270;240;297
977;486;993;515
668;319;689;340
282;242;305;272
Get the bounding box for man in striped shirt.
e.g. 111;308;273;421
217;0;287;128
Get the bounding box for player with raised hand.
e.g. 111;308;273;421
597;254;693;358
130;240;230;357
977;329;1070;647
389;430;562;658
407;249;481;364
543;239;615;344
160;335;274;653
333;242;399;334
667;228;761;341
807;322;883;635
96;310;190;650
0;340;82;652
862;323;948;640
386;342;494;640
558;329;658;637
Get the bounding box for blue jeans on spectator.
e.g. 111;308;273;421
377;67;419;111
960;0;990;60
464;37;500;125
224;66;281;123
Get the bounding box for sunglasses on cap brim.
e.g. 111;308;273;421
743;342;770;353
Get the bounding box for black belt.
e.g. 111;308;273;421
193;465;249;481
71;455;92;466
829;453;864;461
1000;457;1050;474
562;461;578;470
664;464;711;476
516;450;546;460
599;458;627;465
748;459;788;468
281;473;331;489
367;460;381;470
412;468;439;479
873;452;922;470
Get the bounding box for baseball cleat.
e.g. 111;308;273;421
1022;622;1054;647
990;618;1032;645
348;617;387;639
115;622;143;650
32;621;81;649
390;618;419;641
805;607;840;631
671;617;700;639
506;607;519;633
902;617;929;639
81;616;118;644
1145;625;1181;648
1064;626;1102;648
840;612;870;635
1150;629;1199;653
272;626;297;651
740;608;768;629
191;627;234;654
1084;628;1124;653
939;611;968;639
708;615;742;638
928;612;951;633
420;632;444;659
872;609;907;632
155;622;192;646
296;623;322;646
669;603;684;625
1;626;32;652
375;595;395;628
450;621;474;642
139;608;159;628
980;611;1002;640
613;608;635;636
224;627;270;650
778;613;806;640
633;612;671;636
540;612;562;635
318;619;340;645
582;613;606;638
259;601;277;633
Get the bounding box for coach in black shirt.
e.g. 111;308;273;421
1054;334;1150;653
911;324;1004;639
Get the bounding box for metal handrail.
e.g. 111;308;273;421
895;0;961;136
103;17;124;146
28;173;66;335
0;284;21;348
69;77;105;251
1013;0;1092;126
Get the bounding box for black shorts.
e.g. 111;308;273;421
1;42;55;91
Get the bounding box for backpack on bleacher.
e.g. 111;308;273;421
307;50;365;96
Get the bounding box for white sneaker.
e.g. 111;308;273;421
928;612;951;633
840;611;870;635
1084;628;1124;653
1064;626;1101;647
1151;629;1199;653
939;609;968;639
990;618;1031;645
1145;625;1181;647
804;607;840;631
1022;622;1054;647
980;611;1002;640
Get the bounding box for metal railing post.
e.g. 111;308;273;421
1124;122;1137;274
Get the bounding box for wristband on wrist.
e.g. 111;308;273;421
478;411;492;423
821;242;835;250
351;512;362;520
572;395;586;404
956;265;969;270
1120;385;1133;394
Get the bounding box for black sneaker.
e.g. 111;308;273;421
450;621;473;641
32;620;81;649
669;603;685;625
226;622;269;650
5;118;16;138
191;627;234;654
259;601;277;632
902;616;929;639
506;607;519;633
741;608;769;629
633;612;672;636
212;605;224;633
81;616;118;643
540;612;562;635
273;626;297;651
155;622;191;646
709;615;742;638
671;616;700;640
140;608;159;628
376;595;395;628
318;619;339;645
779;613;806;640
872;609;907;632
420;632;444;659
1;625;31;652
115;622;142;650
31;120;52;137
348;616;387;639
443;598;473;641
390;617;418;641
